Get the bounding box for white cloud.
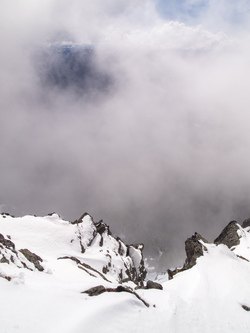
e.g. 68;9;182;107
1;0;250;266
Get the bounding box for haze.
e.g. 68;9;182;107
1;0;250;269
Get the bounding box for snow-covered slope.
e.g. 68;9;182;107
1;213;250;332
0;212;146;285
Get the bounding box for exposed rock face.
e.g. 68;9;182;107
0;233;45;279
168;220;247;280
71;213;147;285
184;233;209;269
0;233;16;250
19;249;44;272
0;212;147;285
242;218;250;228
214;221;241;249
168;232;209;279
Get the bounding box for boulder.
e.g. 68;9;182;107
146;280;163;290
214;221;240;249
82;285;106;296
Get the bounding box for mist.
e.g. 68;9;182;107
1;0;250;270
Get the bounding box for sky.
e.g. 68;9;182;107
1;0;250;269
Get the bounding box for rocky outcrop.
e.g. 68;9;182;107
184;233;209;269
242;218;250;228
72;213;96;253
71;213;147;285
0;233;16;250
58;256;112;282
82;285;106;296
1;213;14;218
0;212;147;285
214;221;241;249
146;280;163;290
0;234;45;280
168;219;249;280
19;249;44;272
2;211;248;288
168;232;209;279
82;285;150;307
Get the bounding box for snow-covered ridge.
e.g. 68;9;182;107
1;213;250;332
0;212;146;285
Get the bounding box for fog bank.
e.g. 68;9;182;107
1;0;250;269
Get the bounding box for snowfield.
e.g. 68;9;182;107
1;213;250;332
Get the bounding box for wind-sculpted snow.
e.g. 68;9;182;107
0;212;146;284
1;214;250;332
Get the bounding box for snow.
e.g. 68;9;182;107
76;214;96;250
233;226;250;261
1;214;250;332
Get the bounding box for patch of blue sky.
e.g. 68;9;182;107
156;0;250;30
156;0;207;21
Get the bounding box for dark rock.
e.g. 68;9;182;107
0;256;9;264
146;280;163;290
242;218;250;228
115;285;150;307
0;234;16;250
19;249;44;271
95;220;111;236
168;268;178;280
236;255;249;262
71;214;147;285
168;232;208;279
214;221;241;249
242;305;250;311
82;284;150;307
82;285;106;296
1;212;14;217
102;266;109;274
71;212;91;224
116;285;129;292
47;212;57;216
117;238;126;256
184;232;208;269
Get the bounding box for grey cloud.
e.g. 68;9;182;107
1;0;250;270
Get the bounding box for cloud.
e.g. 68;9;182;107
157;0;250;34
1;0;250;270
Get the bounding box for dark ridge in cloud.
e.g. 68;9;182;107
1;0;250;270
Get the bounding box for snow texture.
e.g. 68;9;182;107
1;213;250;332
